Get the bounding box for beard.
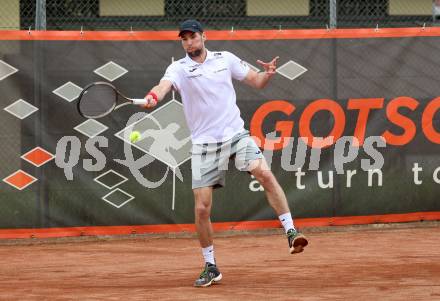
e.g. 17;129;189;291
188;48;203;58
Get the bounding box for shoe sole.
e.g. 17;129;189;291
194;273;222;288
290;235;308;254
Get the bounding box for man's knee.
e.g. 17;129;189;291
253;169;277;188
195;203;211;219
193;188;212;219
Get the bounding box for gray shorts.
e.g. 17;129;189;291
191;130;264;189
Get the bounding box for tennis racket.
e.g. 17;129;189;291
77;82;148;119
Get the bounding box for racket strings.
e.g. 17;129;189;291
78;84;117;118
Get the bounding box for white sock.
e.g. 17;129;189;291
279;212;295;234
202;245;215;265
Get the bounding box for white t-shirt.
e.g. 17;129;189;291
161;50;250;144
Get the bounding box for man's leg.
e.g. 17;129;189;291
193;186;222;287
193;187;214;249
248;159;290;215
249;158;308;254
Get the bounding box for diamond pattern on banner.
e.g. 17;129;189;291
74;119;108;138
52;81;83;102
21;147;55;167
102;188;134;208
94;170;128;190
0;60;18;81
3;99;38;119
94;61;128;82
243;61;260;72
3;170;37;190
276;60;308;81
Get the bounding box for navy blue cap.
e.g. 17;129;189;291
178;19;204;37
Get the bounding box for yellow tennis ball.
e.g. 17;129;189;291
129;131;141;143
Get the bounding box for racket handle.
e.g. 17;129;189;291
132;98;148;106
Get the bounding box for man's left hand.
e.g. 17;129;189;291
256;56;280;76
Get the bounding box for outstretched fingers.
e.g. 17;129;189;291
256;56;280;74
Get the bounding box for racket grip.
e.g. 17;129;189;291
132;98;148;105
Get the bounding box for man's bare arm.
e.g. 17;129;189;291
243;56;279;89
144;80;173;108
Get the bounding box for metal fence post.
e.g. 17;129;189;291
34;0;47;226
330;0;337;29
35;0;46;30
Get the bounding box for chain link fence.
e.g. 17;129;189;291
0;0;439;31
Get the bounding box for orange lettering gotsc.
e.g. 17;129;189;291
382;96;419;146
299;99;345;148
347;98;384;146
422;96;440;144
250;100;295;150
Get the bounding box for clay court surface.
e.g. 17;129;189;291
1;224;439;300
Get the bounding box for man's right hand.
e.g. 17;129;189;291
142;80;173;109
144;93;158;108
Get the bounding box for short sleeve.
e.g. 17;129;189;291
225;51;250;81
161;63;181;90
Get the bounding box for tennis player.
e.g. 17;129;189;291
144;19;308;287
